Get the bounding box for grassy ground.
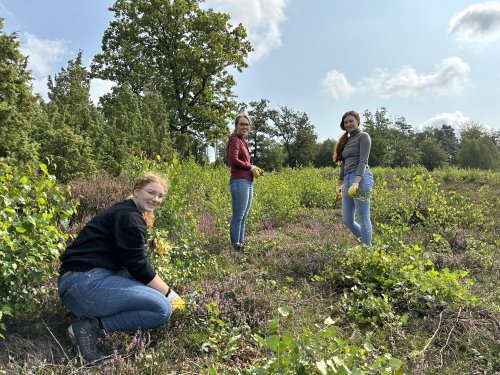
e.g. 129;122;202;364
1;170;499;374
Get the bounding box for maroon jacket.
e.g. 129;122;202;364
226;132;253;181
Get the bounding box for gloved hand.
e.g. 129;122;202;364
251;165;264;179
166;288;186;312
347;182;359;197
336;184;343;200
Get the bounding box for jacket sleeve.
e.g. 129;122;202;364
356;133;371;177
114;210;156;284
227;137;251;170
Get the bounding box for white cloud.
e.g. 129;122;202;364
321;69;359;100
89;78;116;105
378;57;470;97
322;57;470;101
20;32;69;76
421;111;471;129
449;1;500;48
205;0;288;62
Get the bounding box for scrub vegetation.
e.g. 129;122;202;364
1;159;498;374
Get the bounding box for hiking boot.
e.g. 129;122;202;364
67;318;106;363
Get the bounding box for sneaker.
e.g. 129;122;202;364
67;318;106;363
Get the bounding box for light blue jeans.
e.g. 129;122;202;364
229;178;253;246
58;268;171;332
341;169;374;246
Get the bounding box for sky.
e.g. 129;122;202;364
1;0;500;141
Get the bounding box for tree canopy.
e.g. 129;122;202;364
92;0;252;155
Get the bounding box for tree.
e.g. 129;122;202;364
433;124;458;165
38;51;103;180
257;138;286;172
270;106;318;167
314;138;336;167
456;122;500;170
0;18;40;166
419;137;447;170
92;0;252;155
99;84;147;174
243;99;274;165
362;108;392;167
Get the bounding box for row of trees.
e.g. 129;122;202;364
221;102;500;172
1;0;499;182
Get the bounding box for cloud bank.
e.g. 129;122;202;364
322;57;470;100
421;111;471;129
449;1;500;47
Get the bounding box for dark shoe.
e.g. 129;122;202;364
231;243;243;252
67;318;106;363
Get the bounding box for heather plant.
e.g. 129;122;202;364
195;272;273;329
66;173;131;232
0;161;77;335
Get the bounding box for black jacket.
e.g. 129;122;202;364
59;199;156;284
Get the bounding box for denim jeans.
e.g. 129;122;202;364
58;268;171;332
229;178;253;246
341;169;374;246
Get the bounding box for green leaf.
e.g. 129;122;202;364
278;306;291;317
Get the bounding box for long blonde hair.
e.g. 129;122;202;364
131;172;169;228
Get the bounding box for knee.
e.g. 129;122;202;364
160;298;173;324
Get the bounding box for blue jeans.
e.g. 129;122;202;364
229;178;253;245
341;169;374;246
58;268;171;332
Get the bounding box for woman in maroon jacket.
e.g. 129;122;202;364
225;113;262;252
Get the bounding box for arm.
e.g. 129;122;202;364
355;133;371;178
147;274;170;295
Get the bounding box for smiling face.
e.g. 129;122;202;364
133;182;165;213
343;115;359;133
235;116;251;138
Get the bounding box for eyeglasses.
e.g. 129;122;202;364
238;123;250;127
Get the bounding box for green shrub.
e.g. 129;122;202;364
0;161;77;335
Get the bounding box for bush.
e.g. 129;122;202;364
0;161;77;335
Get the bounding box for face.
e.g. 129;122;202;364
133;182;165;213
343;115;359;133
236;117;251;138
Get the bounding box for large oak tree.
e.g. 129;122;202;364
92;0;252;154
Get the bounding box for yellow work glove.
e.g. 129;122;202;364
336;184;343;200
347;182;359;197
251;165;264;179
167;288;186;312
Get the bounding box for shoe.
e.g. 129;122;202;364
67;318;106;363
231;243;243;252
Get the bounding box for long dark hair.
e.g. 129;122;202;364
333;111;360;164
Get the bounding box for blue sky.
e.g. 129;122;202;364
1;0;500;141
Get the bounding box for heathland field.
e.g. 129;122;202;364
1;160;499;374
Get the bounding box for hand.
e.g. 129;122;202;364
166;288;186;312
347;182;359;197
251;165;264;179
336;184;343;200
